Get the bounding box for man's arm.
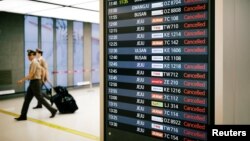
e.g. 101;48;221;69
17;62;36;84
41;67;45;82
17;72;35;84
41;59;49;82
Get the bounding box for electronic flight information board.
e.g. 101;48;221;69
104;0;214;141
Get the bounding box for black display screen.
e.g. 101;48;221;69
104;0;214;141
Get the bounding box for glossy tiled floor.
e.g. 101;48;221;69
0;87;100;141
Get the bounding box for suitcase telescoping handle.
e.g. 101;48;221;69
42;81;53;90
42;81;56;95
42;81;56;106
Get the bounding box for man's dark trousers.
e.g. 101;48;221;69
21;79;55;116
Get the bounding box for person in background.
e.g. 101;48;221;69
15;50;57;121
33;48;49;109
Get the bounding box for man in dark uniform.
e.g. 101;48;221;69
15;50;57;121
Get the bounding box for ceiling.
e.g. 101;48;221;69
0;0;100;23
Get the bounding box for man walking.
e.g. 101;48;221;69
15;50;57;121
33;48;49;109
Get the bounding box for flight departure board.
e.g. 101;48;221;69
104;0;214;141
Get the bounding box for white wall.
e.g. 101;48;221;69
233;0;250;124
216;0;250;124
215;0;224;124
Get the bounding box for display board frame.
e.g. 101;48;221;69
103;0;215;140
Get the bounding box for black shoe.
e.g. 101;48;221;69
33;105;42;109
15;116;27;121
50;110;57;118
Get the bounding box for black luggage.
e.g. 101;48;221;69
51;86;78;113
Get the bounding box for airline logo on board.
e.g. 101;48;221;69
152;101;164;107
152;123;163;130
152;10;164;16
151;93;164;100
152;48;164;54
151;86;163;92
152;131;164;138
151;78;164;85
152;41;164;46
151;108;164;115
151;71;163;77
152;116;164;123
152;17;164;23
151;2;164;8
152;33;164;38
152;63;163;69
152;56;164;61
152;25;164;31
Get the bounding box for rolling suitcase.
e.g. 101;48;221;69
51;86;78;113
